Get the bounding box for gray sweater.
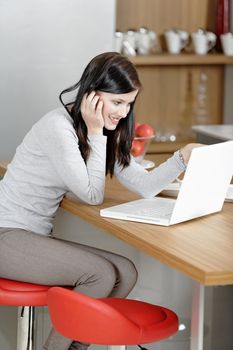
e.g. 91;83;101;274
0;108;185;235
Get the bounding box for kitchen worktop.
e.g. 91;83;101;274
192;124;233;143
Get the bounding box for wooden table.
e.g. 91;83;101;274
1;161;233;350
64;180;233;350
61;177;233;286
0;161;9;177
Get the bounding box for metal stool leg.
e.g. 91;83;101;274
108;346;126;350
17;306;36;350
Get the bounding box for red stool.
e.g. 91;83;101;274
0;278;52;350
48;287;179;350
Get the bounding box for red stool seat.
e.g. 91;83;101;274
48;287;179;345
0;278;51;306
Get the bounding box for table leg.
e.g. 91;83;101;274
190;281;205;350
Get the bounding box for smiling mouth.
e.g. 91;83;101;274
109;116;120;125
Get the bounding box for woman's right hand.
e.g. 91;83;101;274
180;143;204;166
80;91;104;135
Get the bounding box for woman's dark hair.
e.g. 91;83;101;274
59;52;141;176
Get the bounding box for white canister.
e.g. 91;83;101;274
137;27;157;55
220;32;233;56
164;30;188;54
191;30;216;55
114;31;124;53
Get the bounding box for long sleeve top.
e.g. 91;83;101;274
0;107;185;235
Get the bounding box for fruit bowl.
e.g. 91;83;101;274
131;122;155;169
131;135;155;167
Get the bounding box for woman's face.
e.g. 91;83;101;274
97;90;138;130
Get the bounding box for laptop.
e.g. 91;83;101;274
100;141;233;226
160;180;233;202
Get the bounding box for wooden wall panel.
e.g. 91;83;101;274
116;0;224;144
116;0;218;34
134;66;223;141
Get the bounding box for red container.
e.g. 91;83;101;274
216;0;231;50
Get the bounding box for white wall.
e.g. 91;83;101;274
0;1;115;349
0;0;116;159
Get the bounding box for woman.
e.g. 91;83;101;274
0;52;199;350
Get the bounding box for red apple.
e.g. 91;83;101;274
136;123;154;138
134;122;141;130
131;140;145;157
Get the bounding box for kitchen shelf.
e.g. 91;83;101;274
129;54;233;66
117;0;230;154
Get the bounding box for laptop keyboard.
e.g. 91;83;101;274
133;201;175;218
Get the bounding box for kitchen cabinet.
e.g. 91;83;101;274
116;0;233;152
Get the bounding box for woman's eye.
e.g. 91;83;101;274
113;101;121;106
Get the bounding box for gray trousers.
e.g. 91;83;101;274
0;228;138;350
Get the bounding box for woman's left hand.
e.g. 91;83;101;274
180;143;203;165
